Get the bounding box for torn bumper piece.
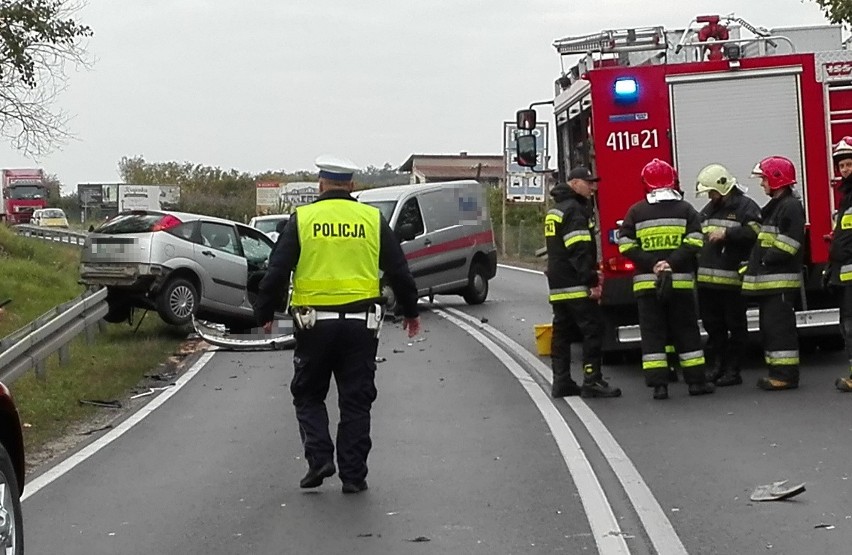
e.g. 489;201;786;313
750;480;806;502
192;318;296;351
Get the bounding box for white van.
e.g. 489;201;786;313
354;180;498;310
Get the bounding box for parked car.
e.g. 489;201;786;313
79;210;281;330
248;214;291;243
30;208;69;228
0;382;25;555
353;180;498;312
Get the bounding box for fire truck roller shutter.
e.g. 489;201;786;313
667;68;805;213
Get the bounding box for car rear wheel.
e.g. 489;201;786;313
103;294;132;324
0;444;23;555
462;263;489;305
156;278;198;326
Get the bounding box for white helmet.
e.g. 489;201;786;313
696;163;737;196
833;136;852;164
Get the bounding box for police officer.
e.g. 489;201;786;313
545;166;621;398
695;164;762;386
827;138;852;391
618;158;715;400
255;155;421;494
742;156;805;391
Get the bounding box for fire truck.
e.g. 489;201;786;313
1;168;48;225
515;15;851;352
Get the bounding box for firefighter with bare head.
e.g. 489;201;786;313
544;166;621;399
694;164;762;387
618;159;715;400
828;137;852;391
742;156;806;391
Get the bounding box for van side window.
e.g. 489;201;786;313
395;198;425;237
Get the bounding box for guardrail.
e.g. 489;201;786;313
0;288;108;384
12;224;87;247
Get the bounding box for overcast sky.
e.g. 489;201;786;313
0;0;835;192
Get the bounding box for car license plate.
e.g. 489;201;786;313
91;243;125;254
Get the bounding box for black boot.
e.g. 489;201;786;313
551;358;580;397
582;379;622;398
300;461;336;488
705;360;724;383
653;385;668;400
715;371;742;387
688;381;716;396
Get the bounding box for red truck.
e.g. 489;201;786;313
1;168;48;225
515;15;849;351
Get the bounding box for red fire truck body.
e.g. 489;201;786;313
545;17;850;350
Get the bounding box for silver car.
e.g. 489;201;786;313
80;210;280;330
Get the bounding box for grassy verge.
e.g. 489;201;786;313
1;224;193;465
10;316;189;455
0;225;85;338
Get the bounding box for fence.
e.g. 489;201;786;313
494;222;546;260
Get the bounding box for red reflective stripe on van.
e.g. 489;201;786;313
406;230;494;260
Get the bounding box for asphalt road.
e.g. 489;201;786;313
21;265;852;554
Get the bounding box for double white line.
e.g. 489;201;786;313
434;306;687;555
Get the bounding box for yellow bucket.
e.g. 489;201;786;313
534;323;553;356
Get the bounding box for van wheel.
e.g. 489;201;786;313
156;278;198;326
381;283;399;317
462;263;489;305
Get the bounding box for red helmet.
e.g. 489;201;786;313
834;136;852;164
641;158;677;192
751;156;796;190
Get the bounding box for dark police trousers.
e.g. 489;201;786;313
758;292;800;383
291;318;378;484
698;288;748;374
637;292;706;387
551;298;604;384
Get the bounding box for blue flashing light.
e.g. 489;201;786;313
614;77;639;103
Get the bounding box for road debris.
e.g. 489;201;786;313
392;349;405;354
78;399;122;409
480;317;488;323
79;424;113;436
407;536;431;543
750;480;806;502
375;356;387;363
130;386;174;400
814;523;835;530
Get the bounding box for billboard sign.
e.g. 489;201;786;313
280;182;319;208
256;181;280;214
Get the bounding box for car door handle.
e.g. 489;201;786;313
424;238;432;246
202;250;216;257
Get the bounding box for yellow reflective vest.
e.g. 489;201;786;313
290;199;381;307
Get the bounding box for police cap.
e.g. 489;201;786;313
315;154;360;182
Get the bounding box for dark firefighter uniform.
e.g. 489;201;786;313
545;177;619;398
827;138;852;390
696;187;762;384
618;160;711;398
742;184;805;388
255;182;418;490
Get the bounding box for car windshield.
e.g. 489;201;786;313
96;213;164;234
43;209;65;218
362;200;396;222
253;217;288;233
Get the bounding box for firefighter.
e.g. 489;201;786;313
742;156;805;391
695;164;762;386
618;159;715;399
545;166;621;398
254;155;421;494
827;137;852;391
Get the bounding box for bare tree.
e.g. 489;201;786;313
0;0;92;156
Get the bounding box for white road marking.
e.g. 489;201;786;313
22;350;217;502
497;263;544;275
442;306;688;555
433;310;631;555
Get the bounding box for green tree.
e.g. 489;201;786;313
0;0;92;155
809;0;852;24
